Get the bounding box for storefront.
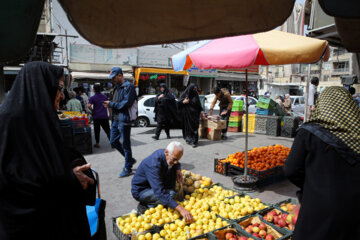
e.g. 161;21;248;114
216;70;261;96
134;67;189;97
187;66;217;95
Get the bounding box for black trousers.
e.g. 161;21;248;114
155;121;170;137
220;108;231;134
93;119;111;143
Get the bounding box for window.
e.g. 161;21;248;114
294;98;300;105
249;98;257;105
300;97;305;104
144;97;156;107
333;61;349;72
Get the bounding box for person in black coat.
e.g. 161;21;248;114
284;86;360;240
0;61;96;240
178;83;202;147
152;83;177;140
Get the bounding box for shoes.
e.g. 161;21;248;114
191;143;197;148
119;168;132;178
94;143;100;148
152;136;159;140
221;135;228;140
167;135;171;139
137;203;148;214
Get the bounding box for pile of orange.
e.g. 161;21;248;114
222;145;291;171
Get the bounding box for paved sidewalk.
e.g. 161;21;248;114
84;126;298;240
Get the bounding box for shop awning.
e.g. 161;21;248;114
71;71;134;80
134;67;189;86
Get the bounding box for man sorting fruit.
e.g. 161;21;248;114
131;141;194;222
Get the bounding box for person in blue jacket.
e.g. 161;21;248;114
131;142;194;223
103;67;137;177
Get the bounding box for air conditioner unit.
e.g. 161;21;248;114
341;75;358;85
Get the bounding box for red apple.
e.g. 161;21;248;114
292;214;298;225
252;226;260;233
269;210;277;216
252;233;260;238
266;214;273;223
225;233;234;239
288;204;295;211
265;234;274;240
259;222;267;231
281;213;288;221
274;216;280;224
259;230;267;238
238;237;247;240
278;219;287;228
245;227;252;234
248;225;253;232
230;238;236;240
253;223;260;227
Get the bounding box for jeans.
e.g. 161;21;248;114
110;120;133;170
93;119;110;144
220;108;231;134
138;189;176;208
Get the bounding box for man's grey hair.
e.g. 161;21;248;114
166;141;184;155
69;91;76;99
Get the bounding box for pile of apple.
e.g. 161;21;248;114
279;202;295;212
181;170;213;193
224;231;253;240
262;209;297;231
243;222;275;240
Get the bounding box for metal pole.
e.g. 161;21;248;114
304;64;311;122
65;30;69;67
244;69;249;177
0;65;5;104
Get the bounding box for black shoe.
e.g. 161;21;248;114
221;135;228;140
167;135;171;139
152;136;159;140
191;143;197;148
137;203;148;214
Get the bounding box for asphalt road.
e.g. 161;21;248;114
84;126;298;240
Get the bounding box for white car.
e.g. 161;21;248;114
204;94;258;114
135;95;157;127
290;96;305;116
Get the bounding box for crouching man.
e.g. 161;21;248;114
131;141;193;222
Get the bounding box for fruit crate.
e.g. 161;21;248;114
275;198;299;209
211;224;257;240
231;102;243;112
73;126;91;134
113;217;132;240
229;116;242;122
233;215;292;240
280;127;296;138
254;115;268;134
255;108;275;116
231;111;243;116
283;116;300;129
188;232;217;240
256;96;277;110
257;207;294;233
214;158;230;176
228;126;241;132
59;118;71;126
266;116;281;137
70;119;86;128
229;121;241;127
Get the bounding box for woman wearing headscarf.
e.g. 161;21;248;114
283;94;292;115
0;61;96;240
284;87;360;240
178;83;203;147
152;83;177;140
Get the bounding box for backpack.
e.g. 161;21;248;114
128;99;138;121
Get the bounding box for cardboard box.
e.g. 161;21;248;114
199;119;208;128
207;120;227;130
198;127;208;138
207;128;222;141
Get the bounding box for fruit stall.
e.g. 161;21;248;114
214;145;290;188
58;111;92;154
113;171;299;240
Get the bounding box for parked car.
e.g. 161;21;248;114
290;95;305;115
204;94;258;114
135;95;157;127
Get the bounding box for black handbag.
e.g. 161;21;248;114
87;170;107;240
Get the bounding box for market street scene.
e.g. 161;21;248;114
0;1;360;240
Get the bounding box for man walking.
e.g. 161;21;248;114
209;87;233;140
103;67;137;177
307;77;319;120
88;85;111;148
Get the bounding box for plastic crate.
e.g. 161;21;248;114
231;111;243;116
256;96;277;110
255;115;268;134
242;114;256;133
112;217;132;240
280;127;296;138
59;118;71;126
229;116;242;122
256;208;294;235
71;119;86;128
266;116;281;137
255;108;275;116
73;126;92;134
211;224;256;240
283;116;300;129
229;121;241;127
233;100;244;107
232;105;243;112
214;158;230;176
275;198;299;209
228;126;241;132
